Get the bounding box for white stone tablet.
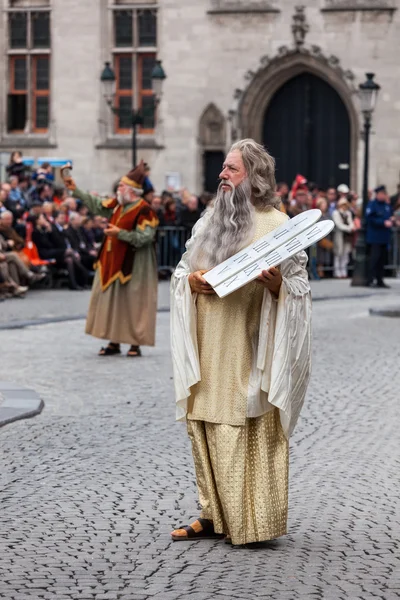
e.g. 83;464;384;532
203;209;321;288
213;219;334;298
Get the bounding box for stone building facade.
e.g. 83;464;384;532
0;0;399;195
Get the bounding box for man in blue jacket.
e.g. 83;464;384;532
366;185;393;288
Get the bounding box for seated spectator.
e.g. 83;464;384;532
42;201;56;223
178;195;201;231
66;211;97;270
8;175;27;209
0;254;28;298
0;210;33;269
92;215;107;244
0;210;24;251
0;188;7;215
52;186;65;206
29;182;53;206
77;202;89;217
61;196;78;221
0;220;44;287
19;176;31;207
80;216;100;251
32;212;88;290
28;200;44;220
34;162;54;184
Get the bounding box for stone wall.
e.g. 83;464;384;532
0;0;399;194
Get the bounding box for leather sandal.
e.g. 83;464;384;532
171;518;224;541
127;346;141;357
98;344;121;356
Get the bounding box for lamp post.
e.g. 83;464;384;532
351;72;381;287
100;59;167;167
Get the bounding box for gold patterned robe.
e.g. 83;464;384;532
170;207;312;545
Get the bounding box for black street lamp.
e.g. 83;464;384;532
100;59;167;167
351;73;381;287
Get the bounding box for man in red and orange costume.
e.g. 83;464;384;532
64;162;159;357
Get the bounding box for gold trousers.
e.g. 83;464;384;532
187;409;289;545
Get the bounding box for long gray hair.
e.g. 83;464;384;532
188;139;279;271
230;139;280;209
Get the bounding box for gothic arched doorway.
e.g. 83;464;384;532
263;72;351;189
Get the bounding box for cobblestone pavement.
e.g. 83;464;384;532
1;288;400;600
1;278;400;328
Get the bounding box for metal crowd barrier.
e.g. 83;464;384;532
157;225;400;278
156;226;191;273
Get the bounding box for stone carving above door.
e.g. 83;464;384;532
199;103;226;149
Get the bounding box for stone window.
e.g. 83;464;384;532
111;5;158;134
6;5;51;134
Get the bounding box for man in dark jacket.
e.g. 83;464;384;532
366;185;393;288
66;212;96;270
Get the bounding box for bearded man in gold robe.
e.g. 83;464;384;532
64;162;158;357
170;139;312;546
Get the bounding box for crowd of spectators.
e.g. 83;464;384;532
275;177;400;280
0;151;108;300
1;150;400;301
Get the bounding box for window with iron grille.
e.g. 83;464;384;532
7;9;51;134
112;7;157;134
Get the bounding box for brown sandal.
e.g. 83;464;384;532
99;344;121;356
171;518;224;541
127;346;141;357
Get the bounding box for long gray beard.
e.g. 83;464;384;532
117;191;132;205
189;179;255;271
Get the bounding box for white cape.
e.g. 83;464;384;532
170;216;312;438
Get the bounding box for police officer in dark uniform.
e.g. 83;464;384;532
366;185;393;288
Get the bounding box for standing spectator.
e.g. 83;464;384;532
326;187;338;216
199;192;214;216
150;196;165;225
163;198;177;225
316;197;334;278
178;195;201;232
337;184;350;202
390;183;400;210
289;188;309;217
143;184;155;206
6;151;27;182
332;198;354;279
366;185;393;288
